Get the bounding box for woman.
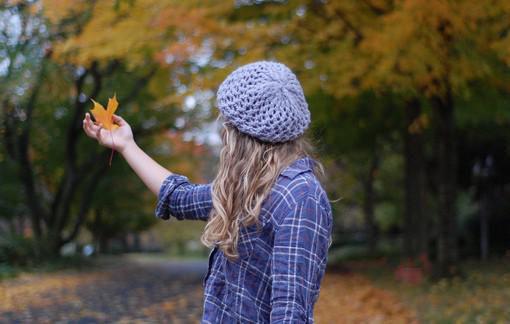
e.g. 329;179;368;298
83;61;333;323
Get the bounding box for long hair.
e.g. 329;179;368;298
200;119;324;261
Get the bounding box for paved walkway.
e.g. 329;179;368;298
0;255;207;323
1;255;417;323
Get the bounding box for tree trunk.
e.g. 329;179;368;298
133;233;141;252
433;94;458;277
403;98;427;259
2;56;158;261
99;237;110;254
480;197;489;261
479;181;490;261
120;234;129;253
363;153;379;254
45;230;64;259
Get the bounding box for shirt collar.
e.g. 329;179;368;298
280;156;316;179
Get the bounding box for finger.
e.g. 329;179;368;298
96;123;103;142
112;114;127;126
84;113;92;127
87;117;100;133
84;115;99;138
85;113;93;127
83;116;97;139
85;112;94;126
82;118;90;136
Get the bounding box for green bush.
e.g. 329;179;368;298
0;233;35;266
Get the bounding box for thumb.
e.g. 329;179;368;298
113;114;128;127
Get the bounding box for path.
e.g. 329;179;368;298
1;255;417;323
0;255;207;323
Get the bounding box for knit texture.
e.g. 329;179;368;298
216;61;310;143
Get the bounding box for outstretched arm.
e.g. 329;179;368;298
82;112;170;196
82;112;212;221
120;140;171;196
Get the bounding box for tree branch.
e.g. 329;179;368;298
121;66;158;104
17;62;48;238
359;0;389;16
1;99;17;159
61;164;109;245
332;8;363;46
49;68;90;225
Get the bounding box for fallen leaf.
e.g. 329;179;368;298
90;94;119;131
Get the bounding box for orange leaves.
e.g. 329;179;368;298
90;94;119;131
408;114;430;134
89;94;119;166
315;272;418;323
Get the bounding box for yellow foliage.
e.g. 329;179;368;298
233;0;510;100
42;0;231;69
41;0;87;23
40;0;510;103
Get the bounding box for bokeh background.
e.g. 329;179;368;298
1;0;509;322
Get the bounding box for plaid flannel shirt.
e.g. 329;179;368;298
155;157;333;323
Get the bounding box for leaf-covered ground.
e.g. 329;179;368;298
315;271;417;323
0;255;207;323
0;255;417;323
356;260;510;323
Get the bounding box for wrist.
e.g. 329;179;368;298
120;140;138;156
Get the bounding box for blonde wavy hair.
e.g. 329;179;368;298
200;118;324;261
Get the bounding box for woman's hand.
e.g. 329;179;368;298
82;113;135;154
83;112;172;196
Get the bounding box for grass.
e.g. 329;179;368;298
0;251;209;282
0;255;97;281
0;263;18;280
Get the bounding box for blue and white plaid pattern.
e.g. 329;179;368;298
155;157;333;323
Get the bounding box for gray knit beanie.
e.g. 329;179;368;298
216;61;310;143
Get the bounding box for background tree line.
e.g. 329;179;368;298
1;0;509;278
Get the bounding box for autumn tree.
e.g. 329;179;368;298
0;0;224;258
210;0;510;277
331;0;510;276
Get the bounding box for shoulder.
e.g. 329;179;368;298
269;157;331;226
278;156;327;201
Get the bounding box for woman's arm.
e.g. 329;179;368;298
120;141;171;196
83;112;213;221
270;188;332;323
156;175;212;221
82;112;171;196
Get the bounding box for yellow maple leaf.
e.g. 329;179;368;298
90;94;119;131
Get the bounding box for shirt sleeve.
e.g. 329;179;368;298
270;190;332;323
155;173;213;222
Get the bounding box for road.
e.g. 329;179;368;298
0;255;208;323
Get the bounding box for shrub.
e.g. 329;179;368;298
0;233;35;266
